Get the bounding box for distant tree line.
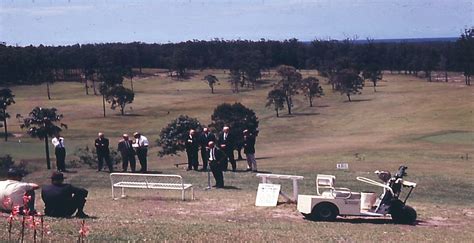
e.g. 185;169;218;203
0;28;472;87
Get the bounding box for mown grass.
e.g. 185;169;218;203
0;70;473;241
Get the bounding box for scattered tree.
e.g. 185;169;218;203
362;69;383;92
0;88;15;141
228;69;242;93
301;77;324;107
104;86;135;116
456;27;474;85
266;89;286;117
332;70;364;102
18;107;67;169
157;115;202;157
275;65;302;114
204;74;219;94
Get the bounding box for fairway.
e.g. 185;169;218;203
1;70;473;241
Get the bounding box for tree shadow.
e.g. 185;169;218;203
292;112;320;116
255;156;272;160
315;105;329;108
120;113;144;117
343;99;372;103
221;185;241;190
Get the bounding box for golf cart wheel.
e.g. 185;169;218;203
311;203;338;221
391;205;417;225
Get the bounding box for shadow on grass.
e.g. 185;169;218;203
119;113;145;117
304;217;419;226
255;156;272;160
221;185;240;190
343;99;373;103
292;112;320;116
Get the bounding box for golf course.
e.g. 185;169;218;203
1;69;473;241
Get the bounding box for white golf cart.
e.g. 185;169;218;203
297;166;417;224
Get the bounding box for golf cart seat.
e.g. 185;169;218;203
316;174;353;199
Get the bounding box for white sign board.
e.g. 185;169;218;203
255;183;281;207
337;163;349;170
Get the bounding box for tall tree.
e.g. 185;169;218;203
275;65;302;114
228;69;241;93
266;89;286;117
332;70;364;102
204;74;219;94
98;68;124;117
362;69;383;92
301;77;324;107
19;107;67;169
104;86;135;116
456;27;474;85
124;67;135;92
0;88;15;141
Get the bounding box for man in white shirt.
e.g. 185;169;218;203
133;132;149;172
0;168;39;215
51;133;67;172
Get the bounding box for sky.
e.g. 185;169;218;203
0;0;472;46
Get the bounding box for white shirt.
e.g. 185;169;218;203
133;135;149;148
0;180;35;211
52;137;65;148
209;148;216;161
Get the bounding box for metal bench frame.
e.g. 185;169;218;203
110;173;194;201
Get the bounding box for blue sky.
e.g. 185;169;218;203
0;0;472;46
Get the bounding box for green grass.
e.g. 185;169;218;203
1;70;473;241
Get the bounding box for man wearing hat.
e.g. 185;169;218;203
0;168;39;214
41;172;89;218
133;132;149;172
117;134;136;172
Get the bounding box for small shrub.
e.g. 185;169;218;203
0;155;28;177
70;146;121;169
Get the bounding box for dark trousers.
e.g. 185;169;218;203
55;147;66;171
210;161;224;188
187;149;199;170
121;153;136;172
45;191;88;217
200;148;209;170
223;149;236;171
97;152;113;172
136;148;148;172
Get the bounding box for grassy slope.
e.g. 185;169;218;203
1;70;473;241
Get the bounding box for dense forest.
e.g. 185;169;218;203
0;28;472;86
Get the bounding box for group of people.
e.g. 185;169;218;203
0;126;257;219
0;168;90;218
51;132;149;173
185;126;258;188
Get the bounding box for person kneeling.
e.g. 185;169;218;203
41;172;89;218
0;168;39;215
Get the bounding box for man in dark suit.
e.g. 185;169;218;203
95;132;113;172
117;134;136;172
243;129;257;172
199;127;216;171
41;172;89;218
207;141;226;188
185;129;199;171
51;133;67;172
217;126;236;172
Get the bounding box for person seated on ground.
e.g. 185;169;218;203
0;168;39;215
41;172;89;218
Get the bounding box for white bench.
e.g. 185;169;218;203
110;173;194;201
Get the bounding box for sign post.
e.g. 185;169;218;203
255;183;281;207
